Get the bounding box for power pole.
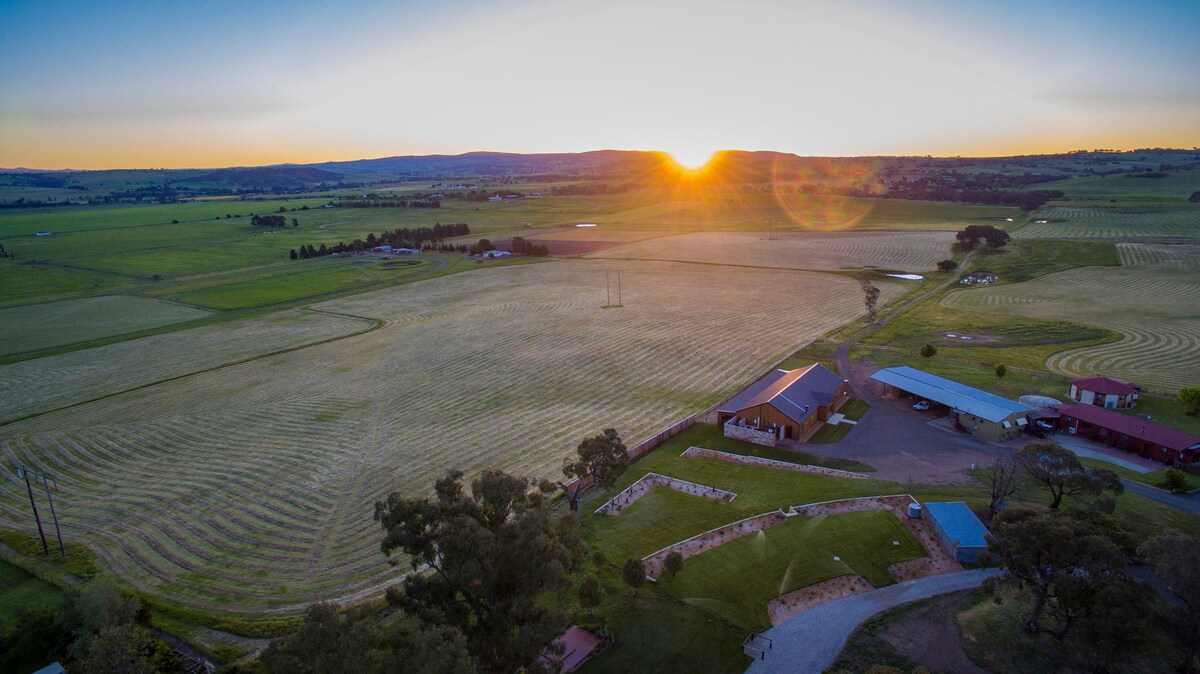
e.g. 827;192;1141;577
17;465;49;556
617;270;622;307
38;472;66;558
605;270;611;307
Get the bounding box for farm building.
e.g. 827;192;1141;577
922;502;989;563
394;247;422;255
480;250;512;258
35;231;52;237
960;272;997;285
716;363;851;445
1058;403;1200;465
1068;376;1139;409
870;366;1033;442
372;245;393;253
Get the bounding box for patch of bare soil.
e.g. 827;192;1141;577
879;590;988;674
769;574;874;625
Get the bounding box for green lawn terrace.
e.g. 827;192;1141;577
579;424;944;631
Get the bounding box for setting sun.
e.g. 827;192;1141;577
668;149;718;171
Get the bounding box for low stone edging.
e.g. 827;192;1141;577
642;509;790;579
594;472;736;516
767;574;874;626
681;446;870;480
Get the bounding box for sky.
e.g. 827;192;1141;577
1;0;1198;169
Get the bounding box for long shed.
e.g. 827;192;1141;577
923;501;989;563
870;366;1033;442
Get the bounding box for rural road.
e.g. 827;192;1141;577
744;568;1001;674
1121;480;1200;514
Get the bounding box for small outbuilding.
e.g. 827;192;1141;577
1068;376;1139;409
922;501;989;563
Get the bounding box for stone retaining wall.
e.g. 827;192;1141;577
723;420;778;447
594;472;736;516
642;510;790;579
681;447;870;480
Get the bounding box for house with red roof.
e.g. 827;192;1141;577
1058;403;1200;465
1068;376;1140;409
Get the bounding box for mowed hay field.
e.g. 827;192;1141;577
0;260;900;612
0;309;373;423
940;243;1200;392
1016;205;1200;239
586;230;955;272
0;295;211;356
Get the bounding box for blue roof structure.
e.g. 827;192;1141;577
924;502;989;549
870;365;1032;423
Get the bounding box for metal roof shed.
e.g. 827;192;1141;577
870;366;1033;423
923;501;989;563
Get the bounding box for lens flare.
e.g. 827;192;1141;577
770;154;875;231
668;148;717;171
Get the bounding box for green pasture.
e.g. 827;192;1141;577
0;295;211;356
808;398;870;444
1034;169;1200;204
657;509;924;630
0;560;65;635
1076;458;1200;492
966;239;1120;284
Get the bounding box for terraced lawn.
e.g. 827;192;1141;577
0;260;901;613
656;510;925;630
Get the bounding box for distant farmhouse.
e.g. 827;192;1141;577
717;363;851;446
870;365;1032;442
1058;403;1200;465
960;271;997;285
480;250;512;259
1068;376;1140;409
35;231;52;237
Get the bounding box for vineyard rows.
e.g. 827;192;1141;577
940;243;1200;391
0;260;897;611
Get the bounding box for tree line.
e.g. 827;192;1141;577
250;215;295;228
289;223;471;260
333;198;441;208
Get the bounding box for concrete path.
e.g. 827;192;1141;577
745;568;1001;674
1122;479;1200;514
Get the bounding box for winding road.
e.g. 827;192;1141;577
744;568;1001;674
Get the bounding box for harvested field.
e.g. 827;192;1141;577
1016;206;1200;240
0;309;372;423
0;295;211;356
586;231;955;272
0;260;899;611
939;243;1200;392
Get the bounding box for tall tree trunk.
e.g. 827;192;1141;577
1049;489;1063;510
1026;587;1049;633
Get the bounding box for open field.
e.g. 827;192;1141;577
0;295;211;356
1033;170;1200;204
940;243;1200;392
0;260;901;612
0;308;372;423
1016;205;1200;239
656;509;924;630
586;230;956;272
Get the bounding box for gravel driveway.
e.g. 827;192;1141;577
744;568;1001;674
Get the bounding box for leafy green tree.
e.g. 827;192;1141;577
374;469;583;673
664;550;685;579
1178;387;1200;415
955;224;1011;250
995;363;1007;379
859;276;881;322
1017;441;1123;509
290;249;298;260
984;508;1129;636
60;580;142;658
1141;533;1200;674
561;429;629;511
1159;467;1192;494
920;343;937;358
578;574;602;616
75;624;180;674
936;259;957;272
623;558;646;594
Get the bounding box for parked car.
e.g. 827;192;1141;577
912;400;931;411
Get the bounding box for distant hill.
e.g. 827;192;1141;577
190;166;343;188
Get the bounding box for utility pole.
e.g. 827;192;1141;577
605;270;611;307
37;472;66;558
617;270;623;307
17;465;49;556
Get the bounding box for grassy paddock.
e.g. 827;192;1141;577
657;509;924;630
808;398;870;444
0;295;211;356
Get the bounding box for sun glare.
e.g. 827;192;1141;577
668;149;717;171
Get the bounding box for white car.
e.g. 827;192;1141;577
912;400;931;411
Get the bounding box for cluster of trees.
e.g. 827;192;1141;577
250;215;295;228
290;223;472;260
865;173;1066;211
1180;387;1200;415
333;198;441;208
509;237;550;257
0;580;183;674
548;183;632;196
954;224;1011;251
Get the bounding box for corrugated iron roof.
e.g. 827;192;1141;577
719;363;847;426
1059;403;1200;451
870;366;1032;423
1071;376;1139;396
924;501;989;548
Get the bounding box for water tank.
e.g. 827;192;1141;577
907;503;923;519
